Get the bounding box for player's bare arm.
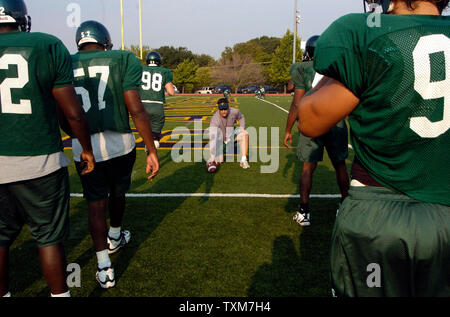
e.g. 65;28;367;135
165;82;175;96
284;88;306;148
298;78;359;137
313;75;333;91
124;89;160;180
52;85;95;175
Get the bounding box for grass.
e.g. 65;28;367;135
8;94;353;297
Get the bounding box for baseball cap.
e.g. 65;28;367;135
218;101;229;110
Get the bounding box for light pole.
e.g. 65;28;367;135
120;0;124;50
293;0;300;63
139;0;143;59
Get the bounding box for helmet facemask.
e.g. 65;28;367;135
364;0;394;13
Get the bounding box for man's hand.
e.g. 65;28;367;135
207;156;218;165
283;131;293;148
146;151;159;181
79;150;95;175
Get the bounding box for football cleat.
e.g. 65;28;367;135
76;20;113;50
240;160;250;169
107;230;131;255
96;266;115;289
146;51;162;66
0;0;31;32
293;211;310;226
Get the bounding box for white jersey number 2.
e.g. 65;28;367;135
0;54;32;114
411;34;450;138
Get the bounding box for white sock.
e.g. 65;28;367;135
96;249;111;269
3;292;11;297
51;290;70;297
108;226;121;240
241;156;247;162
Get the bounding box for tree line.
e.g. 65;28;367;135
127;30;302;93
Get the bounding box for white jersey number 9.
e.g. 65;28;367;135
411;34;450;138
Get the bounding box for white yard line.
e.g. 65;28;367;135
257;98;353;150
257;98;289;114
70;193;340;198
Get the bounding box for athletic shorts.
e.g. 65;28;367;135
143;102;165;135
75;148;136;202
297;119;348;163
0;167;70;248
216;128;247;159
331;186;450;297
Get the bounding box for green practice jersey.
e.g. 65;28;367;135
314;13;450;205
0;31;72;156
140;65;173;105
71;50;142;134
290;61;317;92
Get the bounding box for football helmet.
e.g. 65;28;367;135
146;51;162;66
76;20;113;50
0;0;31;32
302;35;319;62
363;0;393;13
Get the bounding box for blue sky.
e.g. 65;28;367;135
27;0;448;59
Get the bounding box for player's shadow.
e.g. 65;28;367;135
282;150;301;189
246;236;302;296
247;227;333;297
7;196;93;296
6;150;181;297
87;160;216;296
283;161;345;218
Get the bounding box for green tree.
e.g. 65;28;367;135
233;36;281;60
126;45;151;65
220;36;282;86
194;54;215;67
212;53;264;93
195;67;213;88
173;60;198;93
220;47;233;61
269;30;302;90
157;46;196;70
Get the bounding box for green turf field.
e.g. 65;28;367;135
9;95;354;297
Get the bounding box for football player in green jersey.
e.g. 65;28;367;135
140;51;175;149
0;0;94;297
71;20;159;289
223;89;231;100
259;85;266;99
298;0;450;296
284;36;349;227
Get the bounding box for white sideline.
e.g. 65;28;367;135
256;98;289;113
70;193;340;198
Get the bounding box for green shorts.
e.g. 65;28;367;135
143;102;165;135
331;186;450;297
297;119;348;163
76;148;136;202
0;167;70;248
